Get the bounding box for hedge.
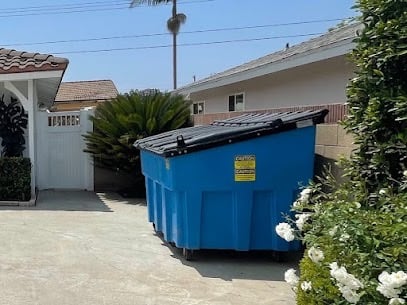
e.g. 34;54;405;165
0;157;31;201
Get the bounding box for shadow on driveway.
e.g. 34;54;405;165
0;190;112;212
100;192;146;206
155;232;303;282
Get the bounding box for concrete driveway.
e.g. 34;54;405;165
0;190;297;305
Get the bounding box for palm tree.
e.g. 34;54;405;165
130;0;186;89
83;91;191;175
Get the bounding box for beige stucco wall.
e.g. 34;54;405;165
190;55;354;114
314;124;356;182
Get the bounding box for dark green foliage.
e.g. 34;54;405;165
0;95;28;157
83;91;192;177
0;157;31;201
344;0;407;200
295;1;407;303
296;179;407;304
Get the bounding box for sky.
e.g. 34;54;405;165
1;0;357;93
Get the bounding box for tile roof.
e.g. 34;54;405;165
0;48;68;74
55;80;119;102
177;22;362;91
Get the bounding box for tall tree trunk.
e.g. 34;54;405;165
172;0;177;89
173;33;177;89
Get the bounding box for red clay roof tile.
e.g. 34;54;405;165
0;48;68;74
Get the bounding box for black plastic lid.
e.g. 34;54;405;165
134;109;328;157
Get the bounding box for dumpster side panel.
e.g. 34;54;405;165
200;191;234;249
250;190;274;249
168;126;316;191
145;177;155;223
140;126;316;252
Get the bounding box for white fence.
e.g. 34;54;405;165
36;109;94;190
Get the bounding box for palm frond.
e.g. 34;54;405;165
83;91;191;174
167;13;187;34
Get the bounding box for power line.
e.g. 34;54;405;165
4;17;350;47
0;1;128;13
0;0;214;18
0;0;207;12
52;32;323;54
0;6;127;18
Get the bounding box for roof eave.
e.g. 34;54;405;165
176;38;355;95
0;68;66;82
54;97;114;103
49;64;69;106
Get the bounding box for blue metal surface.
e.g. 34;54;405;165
141;126;317;252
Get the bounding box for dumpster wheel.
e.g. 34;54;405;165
182;248;194;261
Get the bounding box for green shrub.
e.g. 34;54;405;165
276;1;406;304
291;178;407;304
278;175;407;304
0;157;31;201
344;0;407;197
83;91;192;196
83;91;192;174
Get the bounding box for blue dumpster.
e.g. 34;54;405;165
135;110;328;258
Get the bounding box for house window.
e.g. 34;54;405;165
192;101;205;115
228;93;244;112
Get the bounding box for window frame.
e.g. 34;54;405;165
192;101;205;115
228;92;245;112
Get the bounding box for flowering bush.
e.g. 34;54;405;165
277;175;407;305
275;0;407;303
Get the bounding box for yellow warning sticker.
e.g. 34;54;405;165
234;155;256;181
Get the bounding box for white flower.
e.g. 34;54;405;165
355;202;361;209
403;170;407;177
330;262;349;283
308;246;324;263
284;268;299;287
338;284;361;304
377;271;407;298
379;271;393;286
300;281;312;292
329;226;338;236
330;262;363;290
293;200;301;208
330;261;339;271
300;188;312;196
390;271;407;287
379;189;387;195
329;262;364;304
379;271;407;288
389;298;405;305
295;213;311;231
332;267;349;285
299;188;312;202
275;222;295;242
339;233;350;242
345;274;364;291
377;285;402;299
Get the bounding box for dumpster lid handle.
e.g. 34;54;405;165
176;135;185;148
